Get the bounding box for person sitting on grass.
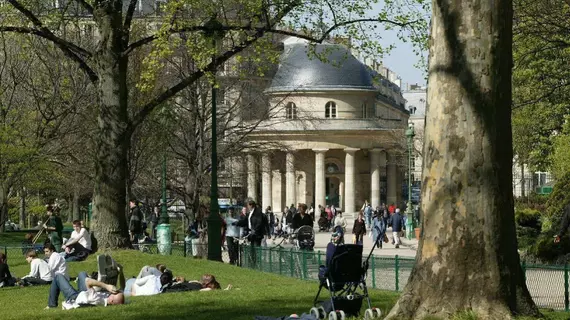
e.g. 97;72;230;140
62;220;92;262
18;250;53;286
0;253;16;288
44;243;69;281
46;271;125;309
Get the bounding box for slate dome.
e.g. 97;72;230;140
265;43;377;93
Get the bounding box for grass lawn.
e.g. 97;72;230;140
0;248;568;320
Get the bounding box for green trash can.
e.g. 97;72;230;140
156;224;171;255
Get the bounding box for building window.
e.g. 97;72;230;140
286;102;297;119
325;101;337;118
362;103;367;118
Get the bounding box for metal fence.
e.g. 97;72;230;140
2;243;569;311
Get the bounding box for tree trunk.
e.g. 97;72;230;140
0;185;7;232
19;188;26;229
520;162;526;197
67;195;74;223
73;188;80;222
90;2;131;249
386;0;539;319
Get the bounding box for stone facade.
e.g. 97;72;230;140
239;40;409;216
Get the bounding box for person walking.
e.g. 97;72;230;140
224;208;240;265
390;208;404;248
128;199;143;244
352;212;366;245
372;211;387;249
44;205;63;252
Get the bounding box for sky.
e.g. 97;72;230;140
370;3;429;87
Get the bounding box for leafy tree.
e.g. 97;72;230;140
512;0;570;173
0;0;425;248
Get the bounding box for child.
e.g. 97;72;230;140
0;253;16;287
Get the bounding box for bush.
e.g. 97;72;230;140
515;208;543;250
544;172;570;232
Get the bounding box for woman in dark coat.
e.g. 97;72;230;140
352;212;366;245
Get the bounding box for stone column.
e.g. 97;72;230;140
261;154;272;211
247;154;257;201
271;170;284;213
369;148;384;209
387;152;398;206
285;152;296;207
339;181;344;211
313;149;328;210
344;148;358;218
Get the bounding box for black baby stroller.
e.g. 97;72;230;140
309;244;382;320
318;214;329;232
293;225;315;251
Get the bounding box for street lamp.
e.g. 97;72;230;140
405;124;416;240
204;17;225;262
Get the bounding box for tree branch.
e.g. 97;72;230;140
4;0;98;83
128;32;263;133
123;0;138;37
72;0;94;15
124;18;417;55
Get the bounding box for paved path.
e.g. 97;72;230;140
310;217;418;258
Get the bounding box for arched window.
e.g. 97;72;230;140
325;101;337;118
286;102;297;119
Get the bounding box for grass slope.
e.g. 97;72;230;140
0;250;398;320
0;248;568;320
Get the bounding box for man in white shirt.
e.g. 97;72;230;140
47;271;124;309
62;220;92;260
44;244;69;281
19;250;53;286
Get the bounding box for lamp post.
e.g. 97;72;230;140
405;124;416;239
205;17;224;262
159;154;169;224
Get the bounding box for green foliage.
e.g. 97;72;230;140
544;172;570;231
551;121;570;179
512;0;570;171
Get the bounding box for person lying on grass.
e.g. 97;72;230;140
161;272;233;293
17;250;53;286
125;265;166;297
46;271;125;309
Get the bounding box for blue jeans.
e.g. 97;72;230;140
48;272;88;307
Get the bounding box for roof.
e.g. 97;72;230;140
265;43;377;93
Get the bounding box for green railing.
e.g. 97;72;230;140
3;243;569;311
240;246;570;312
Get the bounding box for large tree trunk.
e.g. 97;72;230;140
386;0;539;319
90;2;131;249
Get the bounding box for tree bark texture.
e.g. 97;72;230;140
90;1;131;249
386;0;539;319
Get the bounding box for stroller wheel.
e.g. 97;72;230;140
328;311;337;320
372;308;382;318
318;306;326;319
310;307;320;319
364;309;374;320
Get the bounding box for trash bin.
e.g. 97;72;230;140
156;224;171;255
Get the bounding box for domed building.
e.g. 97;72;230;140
242;39;409;215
